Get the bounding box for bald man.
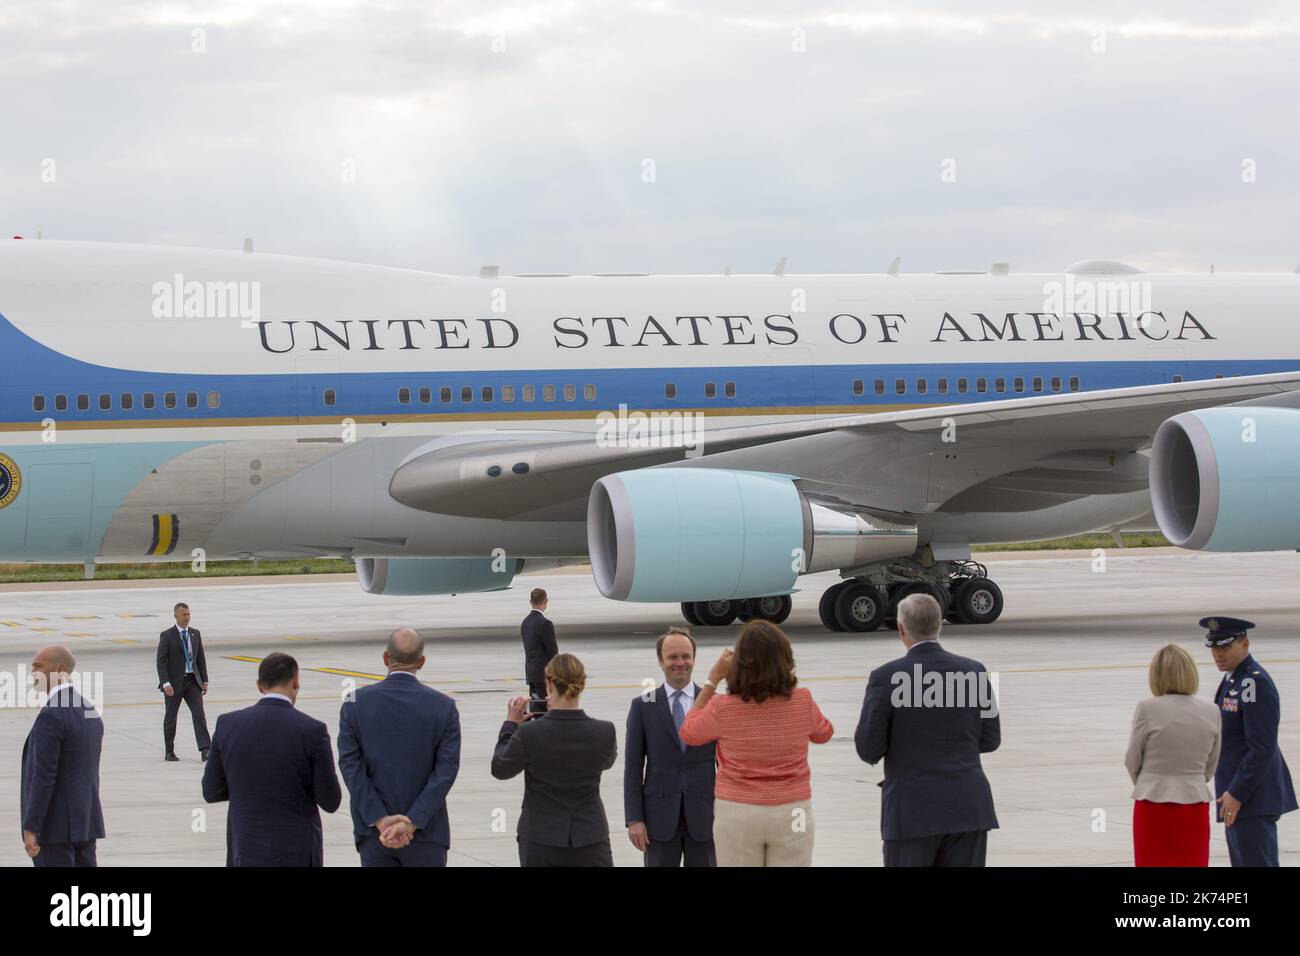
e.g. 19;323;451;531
21;646;105;867
338;627;461;866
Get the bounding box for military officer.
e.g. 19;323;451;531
1203;617;1297;866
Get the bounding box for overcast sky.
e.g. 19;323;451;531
4;1;1300;275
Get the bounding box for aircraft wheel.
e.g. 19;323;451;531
745;594;792;625
833;582;887;632
954;577;1004;625
681;601;700;626
818;582;851;631
694;599;739;627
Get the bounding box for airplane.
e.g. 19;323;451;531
2;237;1300;632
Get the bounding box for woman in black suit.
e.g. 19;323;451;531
492;653;618;866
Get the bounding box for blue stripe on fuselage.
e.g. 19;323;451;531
2;310;1298;424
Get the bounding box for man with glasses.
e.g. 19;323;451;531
623;626;717;866
156;601;211;762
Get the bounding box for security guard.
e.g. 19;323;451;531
1203;617;1297;866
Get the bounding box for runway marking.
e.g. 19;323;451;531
107;638;140;645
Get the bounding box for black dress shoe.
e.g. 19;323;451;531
165;753;180;762
200;749;209;762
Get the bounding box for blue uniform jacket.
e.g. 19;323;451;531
1213;654;1298;821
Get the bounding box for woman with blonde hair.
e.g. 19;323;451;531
680;620;833;866
1125;643;1221;866
492;653;618;866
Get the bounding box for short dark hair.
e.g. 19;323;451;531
728;620;797;703
258;652;298;688
530;588;547;607
174;602;189;612
656;627;697;659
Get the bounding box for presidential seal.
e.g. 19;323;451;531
0;453;20;509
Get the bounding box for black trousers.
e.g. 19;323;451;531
645;805;716;867
884;830;988;867
519;838;613;867
33;840;97;867
163;673;210;753
1225;814;1280;867
358;835;448;867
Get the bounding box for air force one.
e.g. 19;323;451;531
3;238;1300;632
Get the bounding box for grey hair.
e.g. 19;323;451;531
896;593;943;641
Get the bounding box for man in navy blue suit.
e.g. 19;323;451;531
1204;617;1298;866
202;652;342;867
21;645;105;867
338;627;461;867
624;627;717;867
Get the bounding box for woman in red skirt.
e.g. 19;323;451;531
1125;644;1222;866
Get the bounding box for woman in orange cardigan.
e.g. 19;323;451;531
680;620;834;866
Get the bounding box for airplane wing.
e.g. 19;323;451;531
388;369;1300;520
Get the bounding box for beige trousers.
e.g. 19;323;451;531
713;797;815;867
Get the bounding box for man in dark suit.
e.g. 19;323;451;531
201;652;342;866
624;627;717;866
338;627;461;867
521;587;558;703
855;592;1000;866
1204;616;1298;866
156;601;210;761
21;645;105;867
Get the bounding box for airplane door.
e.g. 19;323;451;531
764;346;816;418
295;357;341;438
23;463;94;561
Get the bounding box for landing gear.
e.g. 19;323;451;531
815;558;1003;632
683;594;793;627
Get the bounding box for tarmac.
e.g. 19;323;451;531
1;547;1297;866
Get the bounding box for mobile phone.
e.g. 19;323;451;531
527;698;549;715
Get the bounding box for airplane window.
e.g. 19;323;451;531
957;378;968;394
975;378;987;393
705;382;716;398
164;393;176;409
32;395;45;412
1070;375;1081;391
323;389;336;407
98;394;111;411
398;388;411;404
1172;374;1183;383
461;386;473;403
916;379;928;395
503;386;515;402
55;394;68;411
440;387;452;403
523;385;536;402
1013;377;1025;393
483;386;494;402
207;391;220;409
77;394;89;411
419;387;431;404
665;383;677;399
724;381;736;398
1214;373;1224;379
563;384;576;401
874;379;885;396
186;392;198;409
142;393;154;410
852;379;864;396
937;379;949;395
121;393;133;410
584;384;596;400
994;378;1006;393
1032;377;1043;392
1051;376;1061;392
895;379;905;395
543;385;556;401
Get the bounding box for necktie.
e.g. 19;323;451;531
672;690;686;752
181;629;192;672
